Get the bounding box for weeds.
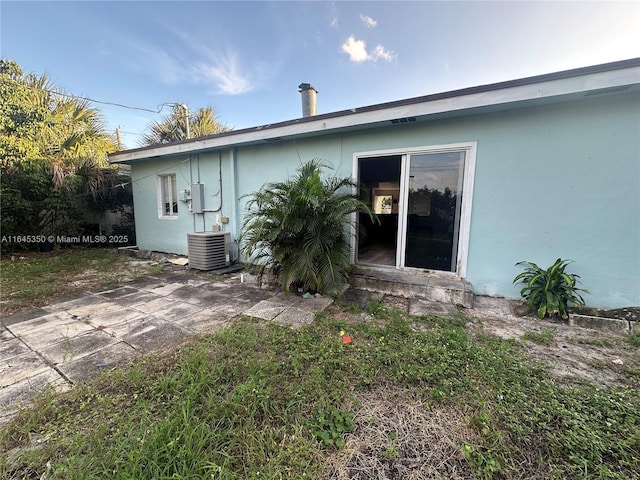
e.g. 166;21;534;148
2;304;639;479
521;327;557;346
0;248;162;315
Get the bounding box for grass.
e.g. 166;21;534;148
2;304;639;479
521;327;557;346
0;247;163;315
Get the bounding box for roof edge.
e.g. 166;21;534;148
109;57;640;163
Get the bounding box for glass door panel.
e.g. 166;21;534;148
404;152;465;271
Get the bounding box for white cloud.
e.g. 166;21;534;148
360;14;377;28
372;45;395;62
194;50;253;95
138;23;256;96
341;35;396;63
341;36;370;62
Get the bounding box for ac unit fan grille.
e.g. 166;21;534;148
187;232;230;270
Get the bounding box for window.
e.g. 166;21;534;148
158;174;178;218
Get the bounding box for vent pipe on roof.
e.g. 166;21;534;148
298;83;318;117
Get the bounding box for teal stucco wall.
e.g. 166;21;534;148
131;152;235;256
130;91;640;308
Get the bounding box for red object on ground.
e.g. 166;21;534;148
342;335;352;344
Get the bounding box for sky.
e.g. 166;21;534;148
2;0;639;149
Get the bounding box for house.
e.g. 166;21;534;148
109;58;640;309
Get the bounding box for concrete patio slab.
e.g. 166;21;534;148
119;318;189;352
93;285;140;299
1;328;16;342
130;296;177;314
272;307;316;327
216;284;258;297
0;268;337;424
112;290;162;307
5;312;76;336
0;338;31;362
88;307;146;329
0;369;68;410
167;285;216;304
154;303;204;322
58;342;138;383
138;282;187;296
176;309;231;333
1;352;51;387
2;308;51;327
212;299;253;317
122;276;166;288
226;288;277;303
45;293;103;310
268;292;307;306
294;296;334;312
99;314;155;339
243;301;286;321
13;320;97;351
65;301;125;320
39;330;117;366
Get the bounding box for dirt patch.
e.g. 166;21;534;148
324;383;477;480
465;302;639;389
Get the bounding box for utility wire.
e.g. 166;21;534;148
1;77;181;114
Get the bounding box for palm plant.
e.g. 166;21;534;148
140;105;230;145
513;258;589;319
240;160;376;296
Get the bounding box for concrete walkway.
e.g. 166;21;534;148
1;270;338;425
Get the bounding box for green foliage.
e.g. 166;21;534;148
140;104;230;145
514;258;588;319
0;59;116;168
0;60;132;251
240;159;376;295
1;159;81;248
522;327;558;346
1;301;638;479
0;249;159;314
311;407;355;448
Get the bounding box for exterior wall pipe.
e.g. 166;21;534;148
230;147;238;260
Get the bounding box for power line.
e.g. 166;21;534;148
1;77;181;114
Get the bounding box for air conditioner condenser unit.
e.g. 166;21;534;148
187;232;231;270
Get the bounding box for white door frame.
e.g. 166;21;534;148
352;141;477;278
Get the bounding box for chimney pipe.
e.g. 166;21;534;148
298;83;317;117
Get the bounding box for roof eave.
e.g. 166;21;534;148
109;58;640;164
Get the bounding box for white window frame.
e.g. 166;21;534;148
157;174;179;219
352;141;477;278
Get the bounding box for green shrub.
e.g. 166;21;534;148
514;258;588;319
239;159;375;295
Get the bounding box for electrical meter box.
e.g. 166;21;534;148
191;183;204;213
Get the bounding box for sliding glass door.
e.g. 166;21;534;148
357;144;474;275
401;151;465;271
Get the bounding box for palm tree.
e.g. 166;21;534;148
1;60;124;246
240;160;376;295
1;61;117;187
140;105;230;145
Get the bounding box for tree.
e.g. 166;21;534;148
0;59;117;175
240;160;376;296
140;105;230;145
0;60;131;250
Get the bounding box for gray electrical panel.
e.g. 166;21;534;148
191;183;204;213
